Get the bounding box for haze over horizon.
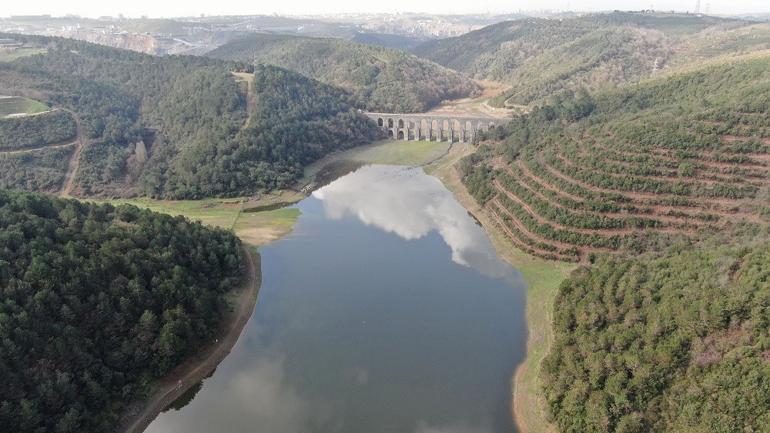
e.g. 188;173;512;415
2;0;769;19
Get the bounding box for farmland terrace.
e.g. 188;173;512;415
465;56;770;263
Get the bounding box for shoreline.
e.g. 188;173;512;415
116;246;262;433
427;145;574;433
113;140;571;433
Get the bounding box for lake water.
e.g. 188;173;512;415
145;165;528;433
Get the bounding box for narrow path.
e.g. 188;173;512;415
60;110;85;197
0;141;75;155
118;247;261;433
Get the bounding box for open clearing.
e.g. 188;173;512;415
425;80;514;118
304;139;451;182
0;96;49;117
0;47;47;62
104;190;304;247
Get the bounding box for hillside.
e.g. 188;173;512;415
412;12;752;106
455;46;770;433
0;34;378;199
0;189;244;433
206;33;481;112
461;54;770;263
543;233;770;433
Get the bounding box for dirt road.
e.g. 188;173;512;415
60;110;85;197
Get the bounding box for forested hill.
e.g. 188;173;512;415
458;52;770;432
461;53;770;263
412;12;759;107
543;232;770;433
205;33;481;113
0;189;244;432
0;34;378;198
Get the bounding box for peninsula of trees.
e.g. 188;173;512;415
0;190;244;432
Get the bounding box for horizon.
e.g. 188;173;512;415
2;1;769;20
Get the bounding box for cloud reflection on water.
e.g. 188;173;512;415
313;165;521;285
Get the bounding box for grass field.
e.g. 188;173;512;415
103;190;304;248
0;47;47;63
304;139;451;182
0;96;50;118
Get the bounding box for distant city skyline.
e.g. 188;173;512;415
2;0;769;19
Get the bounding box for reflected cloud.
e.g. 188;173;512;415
146;350;329;433
313;165;520;283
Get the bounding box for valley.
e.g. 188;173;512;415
1;9;770;433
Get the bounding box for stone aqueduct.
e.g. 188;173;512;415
364;112;499;143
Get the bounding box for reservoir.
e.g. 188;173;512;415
145;164;527;433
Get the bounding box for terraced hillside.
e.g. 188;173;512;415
413;12;753;107
206;33;481;112
461;55;770;263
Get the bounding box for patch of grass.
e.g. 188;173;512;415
101;191;303;247
304;139;451;182
350;139;451;166
0;96;49;117
0;48;47;63
233;207;301;246
231;71;254;83
105;197;243;229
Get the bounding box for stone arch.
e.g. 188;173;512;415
397;130;405;140
377;118;384;127
388;118;394;128
398;119;404;128
420;119;430;140
388;129;394;138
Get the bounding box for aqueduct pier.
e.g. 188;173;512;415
364;112;500;143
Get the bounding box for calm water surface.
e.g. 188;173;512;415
145;165;528;433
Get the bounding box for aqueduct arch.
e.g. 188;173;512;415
364;112;500;144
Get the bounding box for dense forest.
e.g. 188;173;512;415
206;33;480;112
543;233;770;433
412;12;756;106
0;189;244;432
0;34;379;198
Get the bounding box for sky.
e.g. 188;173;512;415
1;0;768;18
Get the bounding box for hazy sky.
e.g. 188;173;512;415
1;0;768;18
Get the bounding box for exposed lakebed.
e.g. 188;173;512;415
145;165;528;433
